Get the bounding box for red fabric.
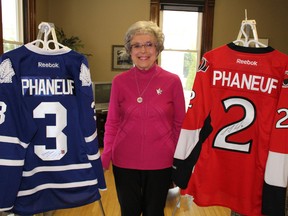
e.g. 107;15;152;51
174;43;288;215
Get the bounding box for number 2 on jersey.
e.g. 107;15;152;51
213;97;256;153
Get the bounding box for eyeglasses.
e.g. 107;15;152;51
130;42;157;50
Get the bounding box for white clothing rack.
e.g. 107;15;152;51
99;199;106;216
233;10;267;48
29;22;69;51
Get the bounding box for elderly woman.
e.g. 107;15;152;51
101;20;186;216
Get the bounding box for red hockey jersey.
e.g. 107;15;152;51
262;65;288;215
172;43;288;215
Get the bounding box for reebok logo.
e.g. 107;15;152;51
236;58;258;66
38;62;60;68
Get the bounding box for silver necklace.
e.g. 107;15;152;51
134;69;156;103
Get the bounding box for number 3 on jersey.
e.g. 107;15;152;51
33;102;67;161
0;101;7;124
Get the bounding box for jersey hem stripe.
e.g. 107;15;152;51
17;179;98;197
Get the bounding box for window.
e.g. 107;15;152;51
150;0;215;108
159;10;202;106
2;0;23;52
0;0;36;54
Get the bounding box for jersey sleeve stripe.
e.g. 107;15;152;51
174;128;201;160
0;206;13;212
87;151;100;161
84;129;97;143
17;179;98;197
264;151;288;187
22;163;92;177
0;159;24;166
0;135;29;148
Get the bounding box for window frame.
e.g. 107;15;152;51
22;0;36;44
150;0;215;57
0;0;36;55
0;2;3;54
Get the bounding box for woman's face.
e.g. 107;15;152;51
130;34;158;70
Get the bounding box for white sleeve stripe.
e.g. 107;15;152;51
85;129;97;143
264;151;288;187
0;206;13;212
0;159;25;166
23;163;92;177
87;151;100;161
174;128;201;160
17;179;98;197
0;135;29;148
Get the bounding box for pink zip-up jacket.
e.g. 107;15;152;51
101;64;186;170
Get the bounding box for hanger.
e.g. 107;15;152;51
233;10;267;48
29;22;69;51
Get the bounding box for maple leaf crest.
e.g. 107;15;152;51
0;59;15;83
79;63;92;86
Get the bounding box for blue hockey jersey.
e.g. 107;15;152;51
0;59;37;212
0;44;106;215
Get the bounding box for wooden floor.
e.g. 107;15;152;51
50;162;232;216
